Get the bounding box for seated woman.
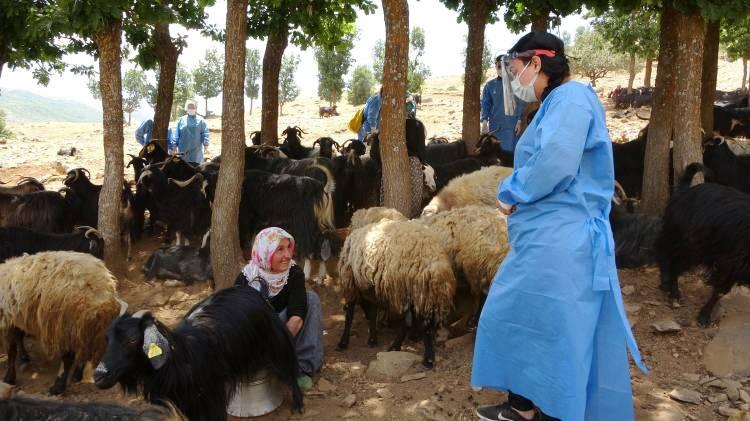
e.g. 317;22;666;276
235;227;323;390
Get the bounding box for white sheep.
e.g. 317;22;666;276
418;205;511;326
421;165;513;216
0;251;126;395
336;217;456;368
350;206;408;230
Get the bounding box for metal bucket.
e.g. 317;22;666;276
227;370;284;418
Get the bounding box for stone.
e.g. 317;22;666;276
343;410;360;419
708;394;728;403
719;407;741;417
0;382;14;399
728;412;750;421
341;394;357;408
652;320;682;333
376;388;393;399
148;292;169;307
163;280;185;287
682;373;701;383
168;291;189;305
290;409;320;419
444;333;473;349
330;361;366;378
317;378;336;393
436;327;450;343
366;351;421;380
401;372;427;383
740;389;750;403
705;313;750;377
625;303;642;314
668;388;702;405
741;404;750;411
622;285;636;296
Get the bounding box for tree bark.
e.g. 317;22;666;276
530;10;548;32
644;57;653;88
380;0;412;216
211;0;247;290
743;57;748;90
701;20;720;135
627;51;636;94
93;21;125;276
461;0;490;155
249;96;254;115
641;2;678;215
205;96;208;116
260;28;289;145
672;10;705;184
152;23;179;150
0;45;6;82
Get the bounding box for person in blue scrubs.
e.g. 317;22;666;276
134;119;153;146
481;56;525;152
173;100;209;163
357;88;382;142
472;32;648;421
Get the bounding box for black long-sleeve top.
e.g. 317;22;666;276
234;264;307;320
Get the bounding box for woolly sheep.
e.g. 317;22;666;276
337;218;456;368
0;251;125;395
421;165;513;216
418;205;510;325
349;206;407;230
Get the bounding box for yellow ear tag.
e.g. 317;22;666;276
147;144;154;153
147;342;163;359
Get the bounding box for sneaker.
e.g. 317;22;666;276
476;402;540;421
297;374;313;392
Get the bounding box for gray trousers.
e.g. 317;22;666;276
278;291;324;375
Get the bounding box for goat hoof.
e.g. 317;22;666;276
697;315;714;328
670;299;681;309
47;385;64;396
421;360;434;370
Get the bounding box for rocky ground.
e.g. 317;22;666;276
1;60;749;420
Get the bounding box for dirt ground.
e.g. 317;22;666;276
1;60;748;420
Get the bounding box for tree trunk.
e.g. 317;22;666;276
627;51;636;94
461;0;490;155
672;10;705;184
743;57;748;90
0;45;6;82
127;112;132;126
93;21;125;276
380;0;412;216
152;23;179;150
641;2;678;215
644;57;653;88
205;96;208;116
249;96;254;115
260;28;288;145
701;20;720;135
211;0;247;290
530;10;548;32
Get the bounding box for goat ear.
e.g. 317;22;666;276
142;322;170;370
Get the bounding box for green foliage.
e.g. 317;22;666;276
0;0;65;84
569;27;627;87
279;54;300;114
87;76;101;99
192;48;224;111
721;17;750;62
408;27;431;94
315;29;356;106
500;0;581;34
439;0;502;24
462;37;495;82
347;65;375;105
372;39;385;83
245;48;262;100
172;63;195;119
0;109;11;138
591;7;659;60
123;68;149;122
246;0;376;51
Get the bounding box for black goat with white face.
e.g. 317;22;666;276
656;163;750;326
94;286;303;421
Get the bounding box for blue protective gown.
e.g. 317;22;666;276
481;77;525;152
471;81;648;421
134;119;153;145
357;93;381;142
175;114;209;163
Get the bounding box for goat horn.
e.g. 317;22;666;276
132;310;150;319
332;140;341;151
168;174;200;188
613;181;628;202
84;227;103;239
81;168;91;179
115;297;129;316
635;109;651;120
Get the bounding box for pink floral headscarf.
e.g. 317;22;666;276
242;227;296;298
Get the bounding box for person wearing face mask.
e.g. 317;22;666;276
480;55;526;153
471;32;648;421
235;227;324;392
173;99;209;163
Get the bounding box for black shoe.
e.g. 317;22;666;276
476;402;540;421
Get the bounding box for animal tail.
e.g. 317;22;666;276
676;162;705;195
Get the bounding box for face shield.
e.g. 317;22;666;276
500;49;557;115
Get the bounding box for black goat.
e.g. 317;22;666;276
127;153;147;182
0;396;180;421
0;177;45;195
612;127;648;198
656;163;750;326
425;140;467;166
143;233;212;284
0;188;80;233
702;136;750;194
94;287;304;421
609;185;661;268
0;226;104;262
280;126;311;159
139;141;169;164
311;137;340;158
239;170;334;259
64;168;100;228
429;158;483;192
250;130;262;146
339;139;366;157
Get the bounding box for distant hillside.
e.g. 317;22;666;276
0;89;101;123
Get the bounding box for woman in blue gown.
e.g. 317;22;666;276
472;32;648;421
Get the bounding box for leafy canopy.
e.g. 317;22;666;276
192;48;224;104
315;27;356;105
279;53;300;110
408;27;431;93
591;7;659;59
348;65;375;105
245;48;262;99
569;27;626;87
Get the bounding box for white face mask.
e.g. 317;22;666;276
510;62;538;102
186;108;196;116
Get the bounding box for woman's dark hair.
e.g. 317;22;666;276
508;32;570;101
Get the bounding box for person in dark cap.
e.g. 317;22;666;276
481;55;526;152
471;31;648;421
